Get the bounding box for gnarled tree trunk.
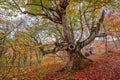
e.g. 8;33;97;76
57;50;92;72
66;51;91;71
36;0;105;72
57;43;93;72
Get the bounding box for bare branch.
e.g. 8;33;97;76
83;12;90;32
12;0;23;13
79;10;105;48
77;2;84;42
96;33;107;37
39;42;68;56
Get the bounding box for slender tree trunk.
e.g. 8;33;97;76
17;53;21;67
111;36;118;49
115;28;120;47
29;50;32;66
105;36;108;53
35;50;41;64
0;47;7;58
23;54;27;66
116;36;120;47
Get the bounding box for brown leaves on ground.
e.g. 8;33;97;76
46;49;120;80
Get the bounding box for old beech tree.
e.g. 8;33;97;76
13;0;113;71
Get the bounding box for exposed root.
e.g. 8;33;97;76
56;67;65;72
58;71;74;79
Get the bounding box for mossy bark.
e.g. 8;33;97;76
57;51;92;72
71;52;91;71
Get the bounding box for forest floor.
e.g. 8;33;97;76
2;49;120;80
45;49;120;80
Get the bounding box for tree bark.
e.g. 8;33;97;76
105;36;108;53
61;9;73;43
111;36;118;49
57;49;92;72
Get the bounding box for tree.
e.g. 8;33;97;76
12;0;115;71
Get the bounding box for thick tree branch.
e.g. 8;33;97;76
96;33;107;37
83;12;90;32
12;0;62;24
79;10;105;48
60;0;70;9
39;42;68;56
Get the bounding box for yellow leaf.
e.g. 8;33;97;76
12;78;17;80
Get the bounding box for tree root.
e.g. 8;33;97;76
56;67;65;72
